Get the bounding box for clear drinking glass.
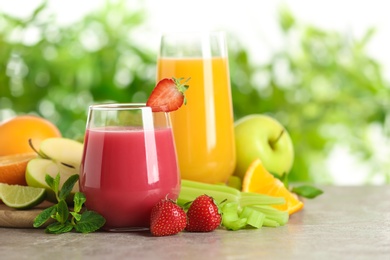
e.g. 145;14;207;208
157;31;236;184
79;103;180;231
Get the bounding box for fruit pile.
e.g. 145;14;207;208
231;114;322;215
0;115;84;206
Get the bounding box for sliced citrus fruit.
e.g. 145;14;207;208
0;153;37;185
0;183;46;209
242;158;304;215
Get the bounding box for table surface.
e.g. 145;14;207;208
1;185;389;260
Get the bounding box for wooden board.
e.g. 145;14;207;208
0;201;54;228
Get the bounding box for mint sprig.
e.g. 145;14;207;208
33;174;105;234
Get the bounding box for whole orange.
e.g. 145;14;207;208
0;115;62;156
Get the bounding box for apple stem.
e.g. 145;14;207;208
28;139;51;159
269;130;284;149
28;139;44;157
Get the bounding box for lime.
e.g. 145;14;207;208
0;183;46;209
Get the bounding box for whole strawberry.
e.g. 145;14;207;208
185;194;222;232
150;198;187;236
146;77;190;112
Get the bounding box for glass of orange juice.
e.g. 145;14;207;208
157;31;235;184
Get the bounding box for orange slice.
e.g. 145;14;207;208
242;158;304;215
0;153;37;185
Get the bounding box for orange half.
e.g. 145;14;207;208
242;158;304;215
0;153;37;185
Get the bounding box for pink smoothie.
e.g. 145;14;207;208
79;126;180;229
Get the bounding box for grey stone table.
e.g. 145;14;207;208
1;186;389;260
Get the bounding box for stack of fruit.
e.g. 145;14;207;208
232;114;304;215
0;115;83;208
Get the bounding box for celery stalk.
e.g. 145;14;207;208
251;205;289;226
240;192;285;207
221;202;247;231
239;207;265;228
181;180;241;197
177;186;239;207
178;179;290;230
263;218;280;227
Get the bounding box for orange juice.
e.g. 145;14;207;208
157;57;235;183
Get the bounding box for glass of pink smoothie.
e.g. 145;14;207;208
79;103;180;231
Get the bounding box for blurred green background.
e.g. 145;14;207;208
1;1;389;185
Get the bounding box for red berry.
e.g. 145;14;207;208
185;195;222;232
150;198;187;236
146;77;190;112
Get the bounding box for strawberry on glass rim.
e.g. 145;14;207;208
146;77;190;112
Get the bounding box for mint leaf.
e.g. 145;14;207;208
45;174;55;191
270;172;289;188
33;205;56;228
73;192;86;213
269;172;323;199
59;174;79;201
53;173;61;195
56;200;69;223
280;172;289;188
292;185;323;199
70;212;82;222
46;221;73;234
45;173;61;201
75;211;106;233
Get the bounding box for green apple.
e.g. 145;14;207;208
26;137;84;203
233;114;294;180
39;137;83;167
